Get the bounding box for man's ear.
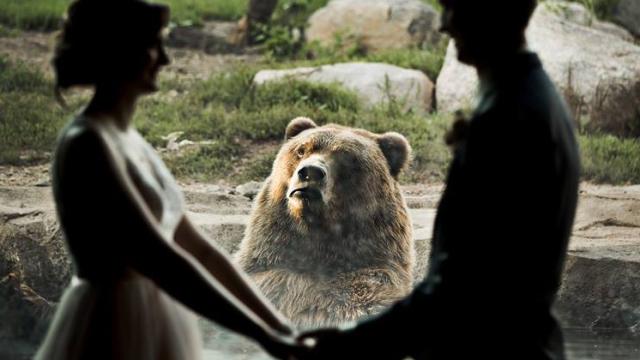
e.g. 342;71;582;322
377;132;411;178
285;117;317;140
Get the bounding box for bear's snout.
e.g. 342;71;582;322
297;164;326;182
292;157;328;187
287;158;328;205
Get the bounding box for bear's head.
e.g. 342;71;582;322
269;117;411;226
237;117;413;274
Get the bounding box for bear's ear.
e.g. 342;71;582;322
377;132;411;178
285;117;317;140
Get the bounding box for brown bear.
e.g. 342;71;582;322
235;117;414;328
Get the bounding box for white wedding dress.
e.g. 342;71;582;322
35;116;203;360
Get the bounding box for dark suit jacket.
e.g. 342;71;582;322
341;52;580;359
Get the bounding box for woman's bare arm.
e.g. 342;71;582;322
59;127;282;346
175;216;293;335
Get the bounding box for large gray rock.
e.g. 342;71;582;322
166;21;244;54
556;184;640;329
235;181;263;200
306;0;441;53
435;2;640;137
254;62;434;113
615;0;640;38
434;41;477;114
544;0;635;41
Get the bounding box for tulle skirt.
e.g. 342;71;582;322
35;274;203;360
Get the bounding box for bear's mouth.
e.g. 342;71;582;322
289;187;323;201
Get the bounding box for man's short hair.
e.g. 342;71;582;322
441;0;538;34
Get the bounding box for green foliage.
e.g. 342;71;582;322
0;57;51;94
235;146;280;183
255;0;329;59
421;0;443;12
0;0;67;31
356;46;446;82
133;62;452;183
250;80;360;112
136;67;361;145
0;24;19;37
273;0;329;29
260;24;305;59
259;0;456;60
163;140;242;180
579;134;640;184
2;55;638;185
0;0;248;31
566;0;620;20
269;41;447;81
0;57;73;164
0;92;69;164
154;0;247;24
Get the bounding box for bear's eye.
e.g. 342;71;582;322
296;146;305;158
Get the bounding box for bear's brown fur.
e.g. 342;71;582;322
235;117;414;328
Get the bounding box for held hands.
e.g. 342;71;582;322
297;326;367;360
296;328;344;360
259;327;311;360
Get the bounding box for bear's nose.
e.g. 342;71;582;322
298;165;326;182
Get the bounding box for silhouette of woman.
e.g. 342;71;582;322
36;1;303;359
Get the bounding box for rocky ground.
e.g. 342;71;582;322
1;176;639;359
0;24;262;84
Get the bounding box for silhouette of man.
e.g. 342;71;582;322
298;0;580;359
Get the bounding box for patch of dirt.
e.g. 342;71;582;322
224;139;281;179
0;21;263;82
0;24;264;187
0;165;50;187
162;47;261;81
0;31;54;76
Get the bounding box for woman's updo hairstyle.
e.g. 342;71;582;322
53;0;169;91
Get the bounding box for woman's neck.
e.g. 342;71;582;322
85;84;139;131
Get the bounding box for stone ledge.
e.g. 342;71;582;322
0;182;638;349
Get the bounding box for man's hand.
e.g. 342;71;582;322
297;327;355;360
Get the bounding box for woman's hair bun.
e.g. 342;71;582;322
52;0;169;90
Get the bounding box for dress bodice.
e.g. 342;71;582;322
41;116;203;360
100;121;185;240
53;116;185;282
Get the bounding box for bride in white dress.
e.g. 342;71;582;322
35;1;305;359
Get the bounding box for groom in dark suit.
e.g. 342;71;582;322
296;0;580;359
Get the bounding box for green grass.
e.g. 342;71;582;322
422;0;442;12
154;0;247;25
2;56;638;185
0;24;19;37
0;0;248;31
567;0;620;21
0;0;443;31
288;44;447;81
0;56;77;164
579;134;640;184
136;66;451;183
0;0;68;31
